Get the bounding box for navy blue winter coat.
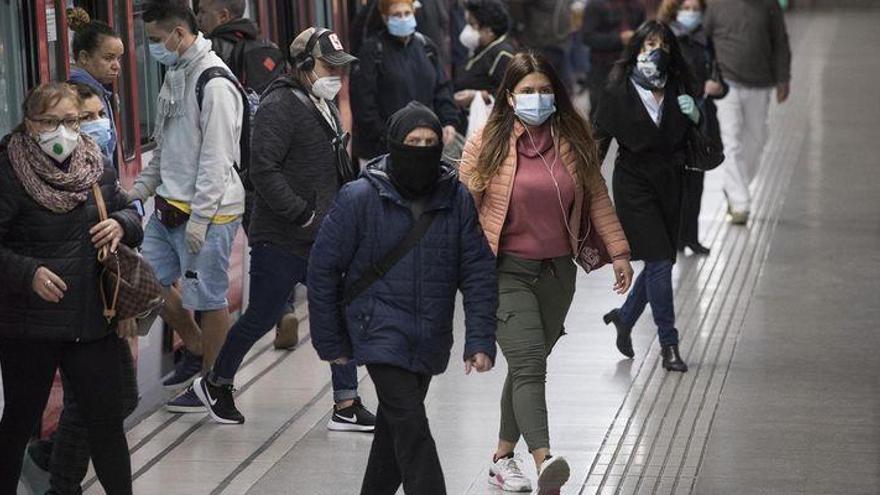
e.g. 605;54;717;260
308;158;497;376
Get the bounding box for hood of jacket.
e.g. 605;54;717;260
363;155;459;211
208;18;260;42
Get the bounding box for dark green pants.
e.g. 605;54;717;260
495;254;577;451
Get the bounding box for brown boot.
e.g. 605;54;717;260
274;312;300;350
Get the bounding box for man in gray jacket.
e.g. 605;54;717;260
705;0;791;224
130;0;245;412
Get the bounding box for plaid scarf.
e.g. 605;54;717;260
7;132;105;213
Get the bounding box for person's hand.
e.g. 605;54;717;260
612;259;634;295
465;352;493;374
32;266;67;303
90;218;124;252
331;357;350;366
116;318;138;339
776;81;790;103
620;30;635;45
185;220;209;254
677;95;700;124
442;125;457;146
454;90;476;108
704;80;724;97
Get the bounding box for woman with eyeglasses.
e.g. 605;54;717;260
460;52;633;494
0;83;142;494
593;21;699;373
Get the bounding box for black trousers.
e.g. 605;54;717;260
679;170;705;246
48;338;139;495
0;335;132;495
361;364;445;495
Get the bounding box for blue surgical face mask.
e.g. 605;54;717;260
149;31;182;66
81;118;113;156
387;14;417;38
512;93;556;126
676;10;703;31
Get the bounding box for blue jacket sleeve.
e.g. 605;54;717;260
456;186;498;363
307;183;363;361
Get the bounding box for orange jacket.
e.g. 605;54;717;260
459;122;631;261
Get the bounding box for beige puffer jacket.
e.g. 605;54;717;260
459;122;631;261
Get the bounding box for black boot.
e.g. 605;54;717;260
686;242;711;256
661;345;688;372
603;309;634;358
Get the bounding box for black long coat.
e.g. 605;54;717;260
593;78;690;262
0;135;144;342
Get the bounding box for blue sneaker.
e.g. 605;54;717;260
162;349;203;390
165;385;206;413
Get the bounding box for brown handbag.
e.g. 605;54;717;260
575;209;613;274
92;184;164;322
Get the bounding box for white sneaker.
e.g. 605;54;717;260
488;454;532;492
535;456;570;495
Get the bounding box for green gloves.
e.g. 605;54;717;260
677;95;700;124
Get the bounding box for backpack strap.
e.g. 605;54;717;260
343;210;440;305
289;87;357;183
195;67;251;175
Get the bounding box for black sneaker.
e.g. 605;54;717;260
193;377;245;424
327;399;376;432
162;349;203;390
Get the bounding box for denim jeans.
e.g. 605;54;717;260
618;260;679;346
210;242;359;403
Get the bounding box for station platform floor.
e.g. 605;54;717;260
19;7;880;495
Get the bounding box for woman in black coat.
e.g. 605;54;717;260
660;0;728;254
593;21;701;373
0;83;142;494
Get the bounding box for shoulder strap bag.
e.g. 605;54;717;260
343;210;439;305
92;184;164;324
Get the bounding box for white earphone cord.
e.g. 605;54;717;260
522;124;590;245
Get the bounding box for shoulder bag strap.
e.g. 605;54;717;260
343;210;440;305
91;183;120;320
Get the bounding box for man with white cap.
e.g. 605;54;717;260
194;27;374;431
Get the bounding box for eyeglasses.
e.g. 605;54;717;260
29;116;81;131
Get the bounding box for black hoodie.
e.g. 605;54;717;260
206;18;260;76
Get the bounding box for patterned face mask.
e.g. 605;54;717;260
632;48;670;90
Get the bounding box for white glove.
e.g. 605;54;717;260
185;220;209;254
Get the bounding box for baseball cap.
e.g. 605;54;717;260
289;28;357;67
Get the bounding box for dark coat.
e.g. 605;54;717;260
593;79;691;262
454;35;516;93
351;31;460;160
0;136;144;342
582;0;646;88
247;76;355;259
206;18;260;73
307;158;498;376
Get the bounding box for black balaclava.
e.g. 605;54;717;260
385;102;444;199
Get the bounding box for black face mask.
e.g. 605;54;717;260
631;48;670;90
387;141;443;199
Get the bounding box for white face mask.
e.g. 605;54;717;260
459;25;481;52
311;73;343;100
37;125;80;163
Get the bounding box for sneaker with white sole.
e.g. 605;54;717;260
193;377;244;424
326;399;376;432
162;349;202;390
488;454;532;492
535;456;570;495
165;385;206;413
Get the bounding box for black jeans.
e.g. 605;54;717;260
48;338;140;495
0;335;132;495
361;364;444;495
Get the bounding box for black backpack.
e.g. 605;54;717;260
372;32;437;69
195;67;254;190
228;38;286;95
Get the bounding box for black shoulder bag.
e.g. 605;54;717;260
289;88;359;184
679;82;725;172
343;211;439;305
